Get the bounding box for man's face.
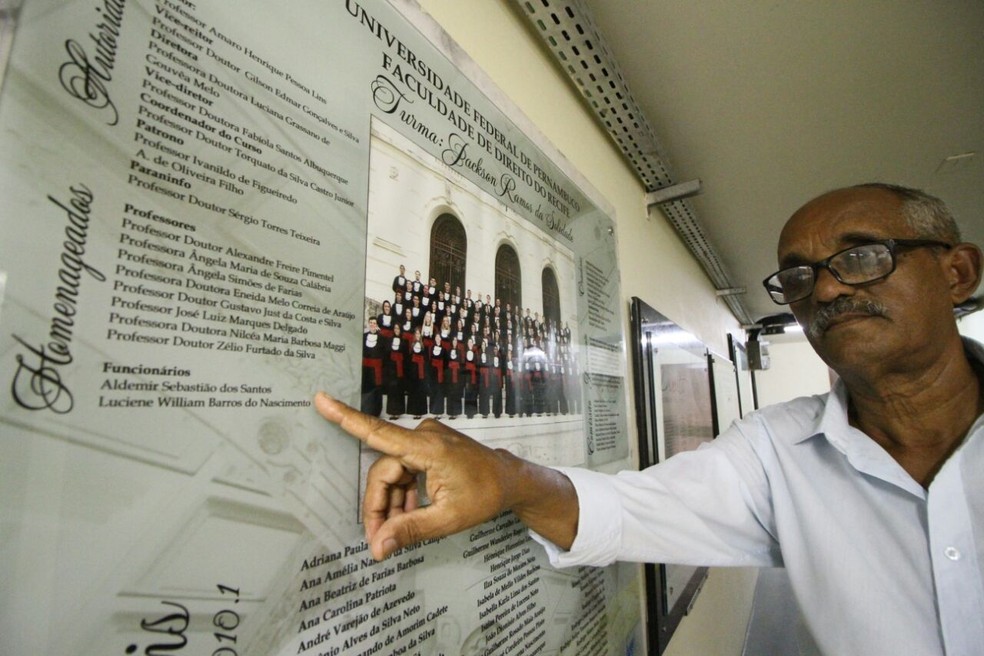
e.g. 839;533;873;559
779;188;955;374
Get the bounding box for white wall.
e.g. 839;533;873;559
959;310;984;343
415;2;756;655
754;332;832;408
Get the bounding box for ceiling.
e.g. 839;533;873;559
540;1;984;325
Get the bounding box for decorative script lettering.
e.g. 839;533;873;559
9;184;106;414
57;0;127;125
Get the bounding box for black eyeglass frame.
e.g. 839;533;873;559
762;238;953;305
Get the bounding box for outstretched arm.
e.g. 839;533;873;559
314;392;579;560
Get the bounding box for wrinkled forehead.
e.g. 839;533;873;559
777;188;908;261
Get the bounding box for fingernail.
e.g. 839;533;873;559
382;538;398;557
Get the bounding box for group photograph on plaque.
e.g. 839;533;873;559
356;120;594;479
361;121;582;425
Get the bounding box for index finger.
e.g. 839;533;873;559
314;392;415;458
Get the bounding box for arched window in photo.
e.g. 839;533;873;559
429;213;467;290
495;244;522;311
542;266;561;327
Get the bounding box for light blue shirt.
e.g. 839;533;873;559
538;341;984;655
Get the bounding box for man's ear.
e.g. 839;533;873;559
946;243;983;305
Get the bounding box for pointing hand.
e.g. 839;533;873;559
314;393;579;560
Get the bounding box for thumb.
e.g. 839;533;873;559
369;503;451;560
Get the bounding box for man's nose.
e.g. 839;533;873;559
811;265;855;303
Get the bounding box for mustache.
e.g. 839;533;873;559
807;297;888;339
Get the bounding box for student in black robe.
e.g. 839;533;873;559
385;323;407;418
477;340;493;418
406;328;428;419
392;264;407;296
400;307;414;335
361;317;384;416
504;344;518;418
445;336;464;419
491;345;504;418
463;337;479;419
377;300;395;340
428;334;447;417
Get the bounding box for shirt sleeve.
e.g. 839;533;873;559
532;419;784;569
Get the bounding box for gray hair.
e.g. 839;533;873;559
854;182;962;244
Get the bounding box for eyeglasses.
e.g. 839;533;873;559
763;238;952;305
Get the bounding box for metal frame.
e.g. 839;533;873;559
630;297;712;654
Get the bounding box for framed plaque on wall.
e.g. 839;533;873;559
629;297;716;654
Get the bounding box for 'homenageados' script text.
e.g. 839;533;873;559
10;184;106;414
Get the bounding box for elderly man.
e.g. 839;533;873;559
316;183;983;655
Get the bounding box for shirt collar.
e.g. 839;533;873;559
793;337;984;494
795;337;984;445
809;378;925;494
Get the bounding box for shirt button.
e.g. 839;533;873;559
944;547;961;561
